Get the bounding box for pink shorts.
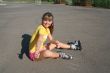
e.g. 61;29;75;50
29;52;40;61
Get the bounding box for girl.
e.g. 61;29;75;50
29;12;81;61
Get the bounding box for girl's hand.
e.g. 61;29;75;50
55;40;60;44
35;51;40;58
55;40;61;48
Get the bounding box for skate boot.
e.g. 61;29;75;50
59;52;73;60
67;40;82;51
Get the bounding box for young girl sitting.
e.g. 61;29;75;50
29;12;82;61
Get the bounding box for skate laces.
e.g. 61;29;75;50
59;52;73;60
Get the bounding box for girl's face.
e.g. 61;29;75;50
42;19;52;28
42;16;53;28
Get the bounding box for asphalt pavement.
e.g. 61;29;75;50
0;3;110;73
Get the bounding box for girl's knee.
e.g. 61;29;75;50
48;43;56;50
41;50;51;57
40;50;59;59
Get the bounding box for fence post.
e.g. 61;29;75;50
35;0;41;5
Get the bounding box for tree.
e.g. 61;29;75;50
84;0;92;6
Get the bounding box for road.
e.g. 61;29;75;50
0;3;110;73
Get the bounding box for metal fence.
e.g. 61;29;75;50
1;0;110;8
2;0;53;4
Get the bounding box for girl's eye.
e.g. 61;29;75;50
43;19;47;21
44;19;52;22
49;20;52;22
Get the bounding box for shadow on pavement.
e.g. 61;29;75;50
18;34;31;60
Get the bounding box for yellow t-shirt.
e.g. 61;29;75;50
29;25;50;53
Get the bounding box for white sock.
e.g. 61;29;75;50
70;44;76;50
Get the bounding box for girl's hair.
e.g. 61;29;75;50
42;12;54;34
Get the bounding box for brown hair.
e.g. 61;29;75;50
42;12;54;34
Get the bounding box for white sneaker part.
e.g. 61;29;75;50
70;44;77;50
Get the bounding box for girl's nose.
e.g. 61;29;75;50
46;21;49;23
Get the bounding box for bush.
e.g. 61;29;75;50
93;0;110;8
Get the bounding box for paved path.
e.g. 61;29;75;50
0;4;110;73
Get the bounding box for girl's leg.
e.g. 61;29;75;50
58;41;82;50
46;41;80;50
58;42;70;49
46;42;70;50
38;44;73;60
46;43;57;50
40;50;59;59
39;50;72;60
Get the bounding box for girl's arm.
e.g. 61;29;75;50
36;34;45;53
48;34;59;44
48;33;53;41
